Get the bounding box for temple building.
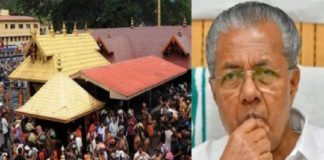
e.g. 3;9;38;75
90;24;191;69
0;9;40;53
9;23;109;96
15;57;104;141
77;55;187;100
15;70;104;124
8;20;191;122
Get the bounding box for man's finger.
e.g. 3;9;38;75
259;152;273;160
256;119;270;133
255;138;271;155
247;128;267;142
237;118;259;133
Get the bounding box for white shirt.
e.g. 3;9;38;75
109;122;118;137
88;139;96;154
193;109;324;160
97;126;106;140
1;117;8;134
165;129;173;150
75;137;83;153
133;151;150;160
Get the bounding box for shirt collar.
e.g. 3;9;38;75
287;108;323;160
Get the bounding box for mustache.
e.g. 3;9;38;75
241;113;267;126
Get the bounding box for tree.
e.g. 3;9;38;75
100;0;143;27
161;0;191;26
3;0;61;21
2;0;191;29
51;0;105;32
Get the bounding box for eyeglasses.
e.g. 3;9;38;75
216;67;282;90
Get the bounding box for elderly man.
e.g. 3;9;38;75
193;2;324;160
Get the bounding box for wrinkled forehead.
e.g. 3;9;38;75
215;22;287;70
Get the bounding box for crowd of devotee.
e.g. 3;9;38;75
0;57;24;89
0;82;191;160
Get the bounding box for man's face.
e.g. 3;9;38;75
210;22;300;150
142;102;146;108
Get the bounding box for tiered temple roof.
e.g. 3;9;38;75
16;72;104;123
9;30;109;82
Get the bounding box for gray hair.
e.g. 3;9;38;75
206;1;301;79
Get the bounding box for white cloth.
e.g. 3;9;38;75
88;139;96;154
165;129;173;151
105;116;111;125
97;126;106;141
133;151;150;160
193;109;324;160
1;117;8;134
115;150;128;159
109;122;118;137
75;137;83;153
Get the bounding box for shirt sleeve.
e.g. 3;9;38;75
3;118;8;127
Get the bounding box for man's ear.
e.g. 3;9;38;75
289;67;300;97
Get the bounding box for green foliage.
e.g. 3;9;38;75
2;0;61;20
2;0;191;30
51;0;105;32
100;0;143;27
161;0;191;26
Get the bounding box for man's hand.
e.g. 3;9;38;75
221;118;273;160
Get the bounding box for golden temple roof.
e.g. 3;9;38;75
9;32;109;82
15;72;104;123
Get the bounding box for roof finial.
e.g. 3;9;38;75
130;17;134;29
107;29;111;38
57;53;63;72
178;29;182;37
31;29;37;41
62;21;67;36
49;22;55;37
182;17;187;28
157;0;161;26
60;146;65;160
72;22;78;35
31;48;36;63
84;21;88;32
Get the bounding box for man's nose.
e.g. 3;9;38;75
240;75;261;105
